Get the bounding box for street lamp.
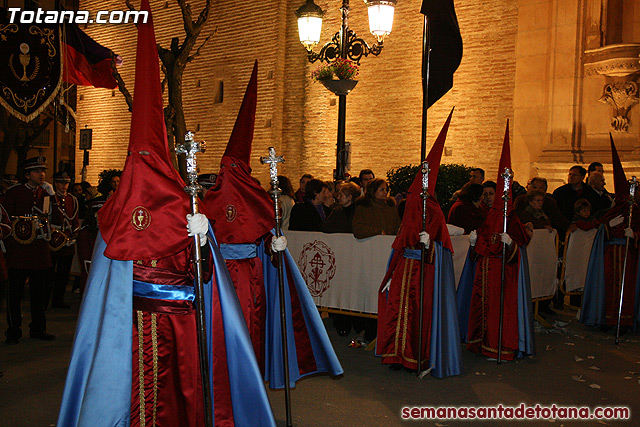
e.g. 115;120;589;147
296;0;396;180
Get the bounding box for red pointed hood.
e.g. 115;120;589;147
222;60;258;170
203;61;275;243
99;0;191;260
475;120;529;255
610;133;629;202
391;109;454;253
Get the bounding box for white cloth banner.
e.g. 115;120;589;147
526;229;559;299
285;231;394;314
285;231;471;314
563;228;598;292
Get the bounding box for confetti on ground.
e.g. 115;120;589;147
564;342;575;346
572;375;585;382
546;345;553;351
629;371;638;375
554;320;569;327
587;356;595;359
574;356;584;362
435;423;448;427
589;383;601;389
624;377;632;380
474;372;486;376
589;366;601;371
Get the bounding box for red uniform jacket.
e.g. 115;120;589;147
3;183;52;270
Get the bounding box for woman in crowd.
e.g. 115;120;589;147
352;178;401;239
277;175;295;230
447;183;485;234
289;179;331;231
322;182;360;234
517;189;553;232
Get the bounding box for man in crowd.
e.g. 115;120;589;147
49;171;79;309
358;169;375;190
469;167;485;184
552;166;600;224
295;173;313;203
587;171;613;217
4;156;55;344
587;161;604;179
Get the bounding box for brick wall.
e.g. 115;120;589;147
75;0;522;189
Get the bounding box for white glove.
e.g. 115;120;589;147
271;235;287;252
41;181;55;196
419;231;430;249
381;278;392;293
186;213;208;246
609;215;624;228
469;230;478;246
501;233;513;246
624;228;634;238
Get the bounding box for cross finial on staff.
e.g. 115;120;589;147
260;147;285;188
176;131;206;196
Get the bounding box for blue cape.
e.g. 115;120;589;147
376;242;463;378
57;230;275;427
580;224;640;330
259;232;343;389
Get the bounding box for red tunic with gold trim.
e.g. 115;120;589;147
129;246;238;427
3;183;52;270
466;212;530;360
50;191;79;256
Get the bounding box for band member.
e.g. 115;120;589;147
49;171;79;308
4;156;55;344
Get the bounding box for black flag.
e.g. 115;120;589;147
421;0;463;107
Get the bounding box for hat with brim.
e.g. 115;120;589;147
53;171;72;183
23;156;47;171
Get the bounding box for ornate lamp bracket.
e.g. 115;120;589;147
307;28;383;64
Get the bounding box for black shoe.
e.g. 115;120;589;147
30;332;56;341
52;303;71;309
5;337;19;345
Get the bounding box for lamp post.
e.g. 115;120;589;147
296;0;396;181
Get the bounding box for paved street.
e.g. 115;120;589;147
1;291;639;426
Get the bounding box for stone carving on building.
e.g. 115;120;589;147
584;43;640;133
599;80;638;132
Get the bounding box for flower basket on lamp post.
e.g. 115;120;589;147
321;79;358;96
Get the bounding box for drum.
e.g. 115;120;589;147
49;228;69;251
11;216;37;245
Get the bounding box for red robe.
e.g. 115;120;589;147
377;243;436;369
129;246;236;427
577;200;640;326
466;211;531;361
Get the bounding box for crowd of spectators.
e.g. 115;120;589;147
285;162;616;244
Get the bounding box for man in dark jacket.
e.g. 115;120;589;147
552;166;600;225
